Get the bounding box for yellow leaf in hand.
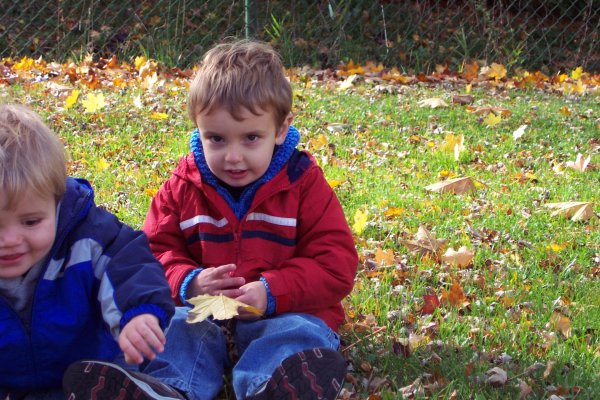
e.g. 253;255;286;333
82;92;106;113
186;294;262;324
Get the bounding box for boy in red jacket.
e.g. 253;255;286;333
143;39;358;400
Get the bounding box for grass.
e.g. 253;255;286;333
1;63;599;399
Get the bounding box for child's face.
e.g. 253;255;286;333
0;190;56;279
196;107;291;187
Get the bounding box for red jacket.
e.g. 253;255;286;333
143;148;357;331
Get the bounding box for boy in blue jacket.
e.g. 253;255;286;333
0;104;188;399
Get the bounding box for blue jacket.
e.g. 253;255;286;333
0;178;175;392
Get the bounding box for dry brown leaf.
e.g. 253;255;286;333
543;360;556;379
441;281;468;307
517;379;533;400
418;97;448;108
545;201;594;221
485;367;508;386
442;246;474;267
452;94;474;105
425;176;476;195
565;153;591;172
550;311;572;338
186;294;262;323
401;225;447;256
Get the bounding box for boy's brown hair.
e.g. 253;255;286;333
0;104;66;209
188;39;292;129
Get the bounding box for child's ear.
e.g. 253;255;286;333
275;113;293;145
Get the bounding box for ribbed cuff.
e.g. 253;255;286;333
179;268;203;306
260;276;276;316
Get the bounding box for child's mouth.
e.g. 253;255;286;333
227;170;248;179
0;253;24;265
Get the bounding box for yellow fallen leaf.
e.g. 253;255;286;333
545;201;594;222
417;97;448;109
353;207;368;235
95;158;109;173
483;112;501;127
187;294;262;323
65;89;79;109
570;66;583;80
327;179;343;189
82;92;106;113
425;176;476;195
150;112;168;120
486;63;507;80
442;246;474;267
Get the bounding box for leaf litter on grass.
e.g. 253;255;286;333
2;55;599;399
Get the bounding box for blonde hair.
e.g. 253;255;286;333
188;39;292;128
0;104;66;209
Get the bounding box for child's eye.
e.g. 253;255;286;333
247;135;259;142
23;219;41;227
209;136;224;143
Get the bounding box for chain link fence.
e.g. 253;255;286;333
1;0;598;73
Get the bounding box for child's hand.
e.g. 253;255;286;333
118;314;166;364
188;263;246;298
234;281;267;320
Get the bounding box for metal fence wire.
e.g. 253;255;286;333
1;0;598;73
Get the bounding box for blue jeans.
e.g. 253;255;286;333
143;307;340;400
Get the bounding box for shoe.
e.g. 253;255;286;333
248;348;346;400
63;360;186;400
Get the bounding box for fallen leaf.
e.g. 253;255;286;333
425;176;476;195
375;247;395;266
517;379;533;399
452;94;474;105
441;281;467;307
550;311;572;338
418;97;448;108
353;207;368;235
65;89;79;108
401;225;447;256
81;92;106;113
512;124;527;140
186;294;262;323
442;246;474;267
565;153;591;172
483;112;502;127
485;367;508;386
421;294;440;315
545;202;594;221
485;63;507;80
543;360;556;379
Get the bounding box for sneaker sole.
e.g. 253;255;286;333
263;348;346;400
63;360;181;400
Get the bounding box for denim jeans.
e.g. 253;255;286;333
143;306;341;400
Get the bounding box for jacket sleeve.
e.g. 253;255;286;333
84;205;175;339
143;176;200;304
261;166;358;315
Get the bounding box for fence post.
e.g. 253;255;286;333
245;0;258;38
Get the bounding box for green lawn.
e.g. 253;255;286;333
2;58;598;399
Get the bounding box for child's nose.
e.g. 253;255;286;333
0;228;23;247
225;145;242;163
